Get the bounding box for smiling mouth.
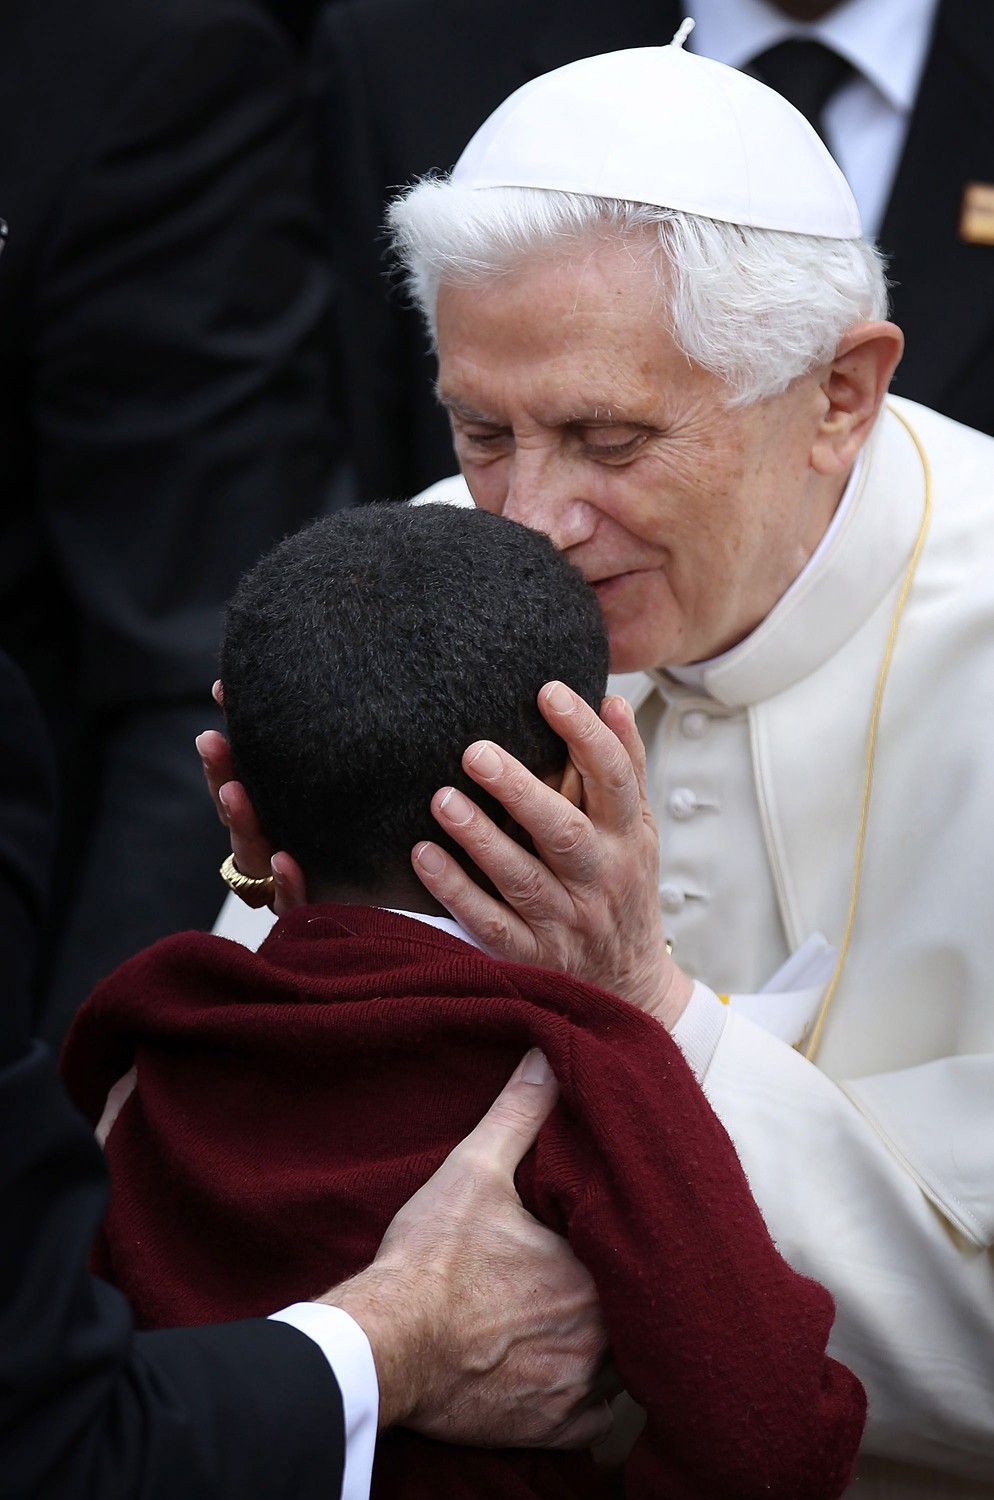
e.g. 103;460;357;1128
591;571;637;598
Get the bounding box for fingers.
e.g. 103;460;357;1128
598;692;654;827
412;835;543;959
213;779;276;889
407;798;554;960
427;1050;560;1187
537;682;644;834
196;729;236;828
196;727;277;893
462;740;599;874
460;1049;560;1177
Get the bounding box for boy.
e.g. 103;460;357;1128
64;504;864;1498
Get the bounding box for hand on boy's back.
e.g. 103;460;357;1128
197;681;692;1028
323;1049;613;1447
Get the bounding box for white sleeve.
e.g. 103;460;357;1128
270;1303;378;1500
670;979;728;1078
696;1009;994;1480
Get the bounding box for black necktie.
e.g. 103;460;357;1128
749;39;853;147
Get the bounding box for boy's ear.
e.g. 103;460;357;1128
558;756;583;808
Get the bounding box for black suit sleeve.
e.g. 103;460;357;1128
0;651;346;1500
0;1042;346;1500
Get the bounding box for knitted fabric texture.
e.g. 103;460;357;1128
63;904;865;1498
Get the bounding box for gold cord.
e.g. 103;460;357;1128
802;406;933;1061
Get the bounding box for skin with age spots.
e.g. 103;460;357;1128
437;236;875;672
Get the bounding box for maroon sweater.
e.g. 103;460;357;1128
63;905;865;1499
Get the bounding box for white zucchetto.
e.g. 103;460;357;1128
452;37;863;240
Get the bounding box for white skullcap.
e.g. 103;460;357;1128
451;37;862;240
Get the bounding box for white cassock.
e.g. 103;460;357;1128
411;395;994;1497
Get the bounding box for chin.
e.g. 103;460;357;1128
602;584;685;676
607;616;684;675
608;639;668;676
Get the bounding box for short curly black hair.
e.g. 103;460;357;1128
220;502;609;891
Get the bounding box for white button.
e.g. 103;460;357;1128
680;710;710;739
659;883;686;913
668;787;699;820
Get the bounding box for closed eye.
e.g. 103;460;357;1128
576;428;650;461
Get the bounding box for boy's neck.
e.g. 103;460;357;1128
308;872;450;919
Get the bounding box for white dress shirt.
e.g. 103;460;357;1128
687;0;940;238
270;1303;378;1500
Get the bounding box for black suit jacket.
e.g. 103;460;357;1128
0;652;57;1052
882;0;994;433
314;0;994;500
0;0;350;1040
0;648;346;1500
1;1040;347;1500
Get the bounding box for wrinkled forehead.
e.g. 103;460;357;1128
433;243;723;433
433;230;670;338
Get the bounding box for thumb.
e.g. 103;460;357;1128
459;1050;559;1179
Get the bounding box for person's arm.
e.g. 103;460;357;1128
401;684;994;1478
0;1039;346;1500
523;992;865;1499
1;1037;609;1500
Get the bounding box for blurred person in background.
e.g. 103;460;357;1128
0;0;352;1045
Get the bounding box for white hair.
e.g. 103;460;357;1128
387;180;889;407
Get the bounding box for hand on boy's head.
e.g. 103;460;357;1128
414;683;693;1029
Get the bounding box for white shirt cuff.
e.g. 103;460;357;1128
671;980;729;1081
270;1302;378;1500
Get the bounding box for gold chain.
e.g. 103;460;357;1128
802;404;934;1061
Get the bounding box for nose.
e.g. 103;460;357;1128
500;447;597;551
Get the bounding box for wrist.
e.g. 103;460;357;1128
316;1264;432;1430
651;957;694;1031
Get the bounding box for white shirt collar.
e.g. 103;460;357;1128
385;907;484;950
687;0;939;115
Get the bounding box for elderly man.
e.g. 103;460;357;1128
383;38;994;1497
203;36;994;1498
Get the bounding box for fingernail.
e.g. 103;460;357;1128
270;857;285;890
414;841;445;875
544;681;573;713
520;1048;552;1084
217;788;230;820
466;741;501;779
195;733;208;755
438;787;473;825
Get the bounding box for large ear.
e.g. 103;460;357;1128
811;320;904;477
